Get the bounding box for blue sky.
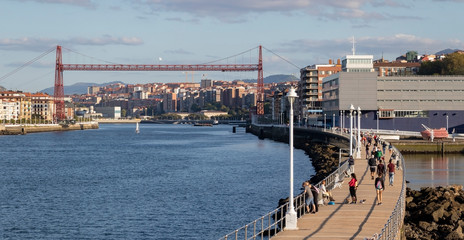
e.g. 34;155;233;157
1;0;464;92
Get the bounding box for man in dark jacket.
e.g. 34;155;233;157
368;157;377;180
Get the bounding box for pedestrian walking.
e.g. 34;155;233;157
368;156;377;180
387;159;395;186
375;148;383;160
348;173;358;204
377;159;385;181
365;143;370;159
375;172;385;205
348;155;355;174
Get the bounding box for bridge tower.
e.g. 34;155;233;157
257;45;264;115
54;45;65;121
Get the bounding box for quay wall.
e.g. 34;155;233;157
246;124;350;149
246;124;352;184
0;123;99;135
97;119;140;124
390;140;464;154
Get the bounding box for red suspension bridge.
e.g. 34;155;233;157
54;45;264;121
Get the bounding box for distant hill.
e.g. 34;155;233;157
435;49;462;55
40;81;125;95
242;74;299;84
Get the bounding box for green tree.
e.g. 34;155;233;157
419;60;443;75
220;105;229;112
190;103;201;112
188;113;206;120
442;52;464;75
228;109;236;116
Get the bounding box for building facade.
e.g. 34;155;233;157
30;92;54;121
0;91;26;122
298;60;341;122
322;74;464;132
374;62;421;76
95;106;121;119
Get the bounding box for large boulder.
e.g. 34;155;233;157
405;186;464;240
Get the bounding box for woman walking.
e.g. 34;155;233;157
375;172;385;205
348;173;358;204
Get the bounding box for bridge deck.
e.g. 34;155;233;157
272;144;403;240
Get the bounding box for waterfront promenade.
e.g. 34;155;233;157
272;144;403;240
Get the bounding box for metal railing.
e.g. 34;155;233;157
220;160;350;240
373;145;406;240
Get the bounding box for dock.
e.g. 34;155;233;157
271;142;404;240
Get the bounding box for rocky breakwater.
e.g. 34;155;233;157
295;142;341;184
405;186;464;240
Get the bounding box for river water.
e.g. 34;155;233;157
404;153;464;190
0;124;312;240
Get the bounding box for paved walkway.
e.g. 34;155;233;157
272;143;403;240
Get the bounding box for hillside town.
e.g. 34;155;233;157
1;50;464;133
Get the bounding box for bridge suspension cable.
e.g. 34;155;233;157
199;46;259;65
262;46;301;70
61;46;119;65
0;46;55;83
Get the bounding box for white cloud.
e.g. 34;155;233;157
16;0;96;8
132;0;404;22
163;49;194;55
0;36;144;51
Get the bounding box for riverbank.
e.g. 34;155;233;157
0;122;99;135
97;119;140;124
405;186;464;240
390;139;464;154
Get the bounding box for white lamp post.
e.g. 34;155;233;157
339;111;342;130
323;113;326;131
376;111;379;133
356;106;361;159
285;87;298;230
332;113;335;132
349;104;354;156
446;115;449;132
342;110;345;129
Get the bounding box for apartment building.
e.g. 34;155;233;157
298;60;341;121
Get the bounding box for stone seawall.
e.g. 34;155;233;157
0;123;99;135
246;124;350;183
390;140;464;154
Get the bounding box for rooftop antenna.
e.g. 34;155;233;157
351;36;356;55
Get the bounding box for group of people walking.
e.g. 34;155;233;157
347;133;398;205
302;132;400;213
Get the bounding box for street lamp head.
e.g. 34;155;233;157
286;87;298;104
357;106;361;111
350;104;354;113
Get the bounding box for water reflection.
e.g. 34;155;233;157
404;153;464;190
